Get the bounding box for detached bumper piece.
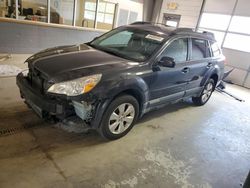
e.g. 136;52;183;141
16;73;73;119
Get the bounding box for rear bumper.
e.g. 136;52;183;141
16;73;73;118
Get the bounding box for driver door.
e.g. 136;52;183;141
149;37;190;106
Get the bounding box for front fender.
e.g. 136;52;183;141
90;75;150;128
108;76;149;101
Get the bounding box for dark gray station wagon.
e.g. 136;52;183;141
17;22;225;140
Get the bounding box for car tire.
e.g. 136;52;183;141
99;95;139;140
192;79;215;106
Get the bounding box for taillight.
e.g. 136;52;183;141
223;56;227;64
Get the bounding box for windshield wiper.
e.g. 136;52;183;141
93;46;126;58
101;48;121;56
89;44;139;61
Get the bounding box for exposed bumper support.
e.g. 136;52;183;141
16;73;73;118
72;101;92;120
16;73;110;129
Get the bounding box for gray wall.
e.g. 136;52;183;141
0;22;105;54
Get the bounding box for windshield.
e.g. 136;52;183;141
90;28;165;61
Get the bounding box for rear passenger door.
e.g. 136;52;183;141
185;38;212;96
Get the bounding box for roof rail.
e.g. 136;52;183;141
172;28;194;34
130;21;152;25
130;21;171;27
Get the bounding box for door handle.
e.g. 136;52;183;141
181;67;190;73
207;62;213;68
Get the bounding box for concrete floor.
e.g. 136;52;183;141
0;55;250;188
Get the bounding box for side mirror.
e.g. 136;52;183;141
158;56;175;68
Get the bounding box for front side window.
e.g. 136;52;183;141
90;28;165;61
160;38;188;63
191;38;210;60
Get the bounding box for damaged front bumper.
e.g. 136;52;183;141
16;73;101;127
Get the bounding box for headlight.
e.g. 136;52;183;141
47;74;102;96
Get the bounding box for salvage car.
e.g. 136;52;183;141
16;22;225;140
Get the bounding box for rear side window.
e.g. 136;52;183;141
211;42;221;57
160;38;188;63
191;38;210;60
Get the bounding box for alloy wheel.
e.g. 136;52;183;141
108;103;135;134
201;82;213;103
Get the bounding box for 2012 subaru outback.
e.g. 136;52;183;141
17;22;225;140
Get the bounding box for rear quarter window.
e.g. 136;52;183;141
210;42;221;57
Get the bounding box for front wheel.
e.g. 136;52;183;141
99;95;139;140
192;79;215;106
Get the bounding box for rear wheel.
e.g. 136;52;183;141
192;79;215;106
99;95;139;140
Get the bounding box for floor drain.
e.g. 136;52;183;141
0;122;47;137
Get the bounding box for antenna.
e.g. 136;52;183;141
202;31;215;39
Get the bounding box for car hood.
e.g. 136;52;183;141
26;44;133;82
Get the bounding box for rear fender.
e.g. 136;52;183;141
200;65;221;87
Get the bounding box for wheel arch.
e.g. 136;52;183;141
210;73;218;89
201;68;220;88
91;79;149;129
110;88;146;117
